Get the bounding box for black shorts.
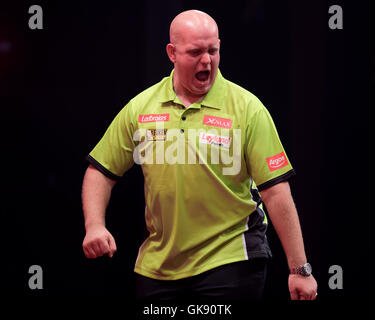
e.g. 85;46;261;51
135;258;268;302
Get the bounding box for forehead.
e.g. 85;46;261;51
179;30;219;49
175;20;218;43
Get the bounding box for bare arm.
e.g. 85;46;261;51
260;181;306;269
260;181;317;300
82;164;118;258
82;164;117;228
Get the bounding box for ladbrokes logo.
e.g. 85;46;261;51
203;115;232;129
266;152;288;172
138;113;170;123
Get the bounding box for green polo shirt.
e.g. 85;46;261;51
87;69;295;280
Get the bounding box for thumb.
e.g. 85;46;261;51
107;234;117;258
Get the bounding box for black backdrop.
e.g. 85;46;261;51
2;0;373;303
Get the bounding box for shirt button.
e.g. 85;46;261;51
180;129;184;133
182;116;186;121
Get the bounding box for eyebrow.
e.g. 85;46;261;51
186;45;219;53
187;48;201;53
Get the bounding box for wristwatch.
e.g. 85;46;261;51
290;263;312;277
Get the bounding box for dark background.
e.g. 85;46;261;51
1;0;373;303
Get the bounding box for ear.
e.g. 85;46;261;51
166;43;176;63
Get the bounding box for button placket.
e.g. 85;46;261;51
180;110;189;134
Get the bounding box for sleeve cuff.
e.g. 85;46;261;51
257;169;296;192
86;155;122;181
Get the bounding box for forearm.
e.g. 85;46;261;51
260;182;306;270
82;165;117;230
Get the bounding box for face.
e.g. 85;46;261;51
168;27;220;99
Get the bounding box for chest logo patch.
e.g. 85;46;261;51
139;113;170;123
203;115;232;129
199;132;232;148
266;152;288;172
146;129;168;141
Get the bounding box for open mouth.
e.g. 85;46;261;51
195;70;210;82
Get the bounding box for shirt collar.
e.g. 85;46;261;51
159;69;226;110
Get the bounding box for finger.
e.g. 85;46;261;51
290;290;299;300
107;235;117;258
92;242;103;257
83;242;94;258
307;290;317;300
98;239;110;256
82;246;89;258
300;295;307;300
85;245;97;259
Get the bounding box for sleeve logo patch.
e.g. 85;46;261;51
203;115;232;129
139;113;170;123
267;152;288;171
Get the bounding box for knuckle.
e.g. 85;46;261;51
96;236;106;245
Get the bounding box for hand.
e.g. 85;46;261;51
82;224;117;258
288;274;318;300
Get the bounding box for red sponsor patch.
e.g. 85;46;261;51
138;113;170;123
199;132;232;148
203;115;232;129
266;152;288;172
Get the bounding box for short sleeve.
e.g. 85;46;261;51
86;101;136;179
245;100;295;191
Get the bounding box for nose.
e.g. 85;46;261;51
200;52;211;65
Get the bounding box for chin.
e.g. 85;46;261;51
192;87;209;96
192;81;213;94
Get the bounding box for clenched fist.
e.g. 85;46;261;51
82;224;117;258
288;274;318;300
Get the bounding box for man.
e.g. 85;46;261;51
82;10;317;300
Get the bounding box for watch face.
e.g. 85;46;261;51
303;263;312;275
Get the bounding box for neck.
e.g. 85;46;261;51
173;76;204;107
177;93;204;108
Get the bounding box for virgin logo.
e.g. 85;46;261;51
203;115;232;129
266;152;288;172
138;114;170;123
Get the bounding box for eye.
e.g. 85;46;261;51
209;48;218;55
188;49;201;57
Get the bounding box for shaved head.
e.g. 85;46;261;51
166;10;221;106
169;10;219;45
